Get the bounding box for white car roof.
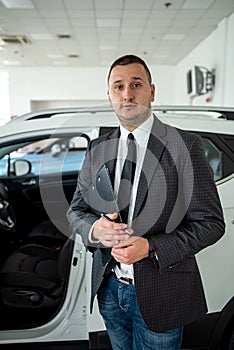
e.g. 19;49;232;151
1;105;234;141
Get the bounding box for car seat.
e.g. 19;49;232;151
0;237;73;309
26;219;69;248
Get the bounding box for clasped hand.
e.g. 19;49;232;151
92;212;131;247
92;212;150;264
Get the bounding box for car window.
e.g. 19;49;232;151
0;132;228;183
201;137;222;181
0;136;88;177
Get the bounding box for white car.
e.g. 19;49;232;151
0;105;233;350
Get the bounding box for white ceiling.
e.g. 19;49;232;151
0;0;234;67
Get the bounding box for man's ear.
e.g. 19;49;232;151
151;84;155;102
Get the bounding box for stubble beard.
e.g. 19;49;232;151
114;103;152;129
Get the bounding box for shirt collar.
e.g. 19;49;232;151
120;114;154;146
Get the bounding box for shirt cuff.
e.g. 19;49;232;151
88;220;100;244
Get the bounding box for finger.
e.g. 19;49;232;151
112;246;128;253
102;239;123;247
111;249;126;260
125;228;133;235
108;212;119;220
99;219;127;231
111;222;128;230
102;240;116;247
104;232;131;241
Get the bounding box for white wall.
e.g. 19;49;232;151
7;64;175;116
223;12;234;106
0;71;10;125
8;67;108;116
175;12;234;107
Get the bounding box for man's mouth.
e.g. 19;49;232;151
121;103;137;109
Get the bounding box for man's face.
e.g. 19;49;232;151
108;63;155;131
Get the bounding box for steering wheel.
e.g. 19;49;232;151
0;196;16;231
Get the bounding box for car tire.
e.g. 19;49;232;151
228;326;234;350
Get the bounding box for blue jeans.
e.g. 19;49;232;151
97;274;183;350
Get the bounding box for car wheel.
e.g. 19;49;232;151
228;326;234;350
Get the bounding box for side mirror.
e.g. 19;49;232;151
13;159;31;176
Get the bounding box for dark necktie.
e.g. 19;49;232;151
118;133;137;224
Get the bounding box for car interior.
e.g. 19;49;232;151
0;135;87;330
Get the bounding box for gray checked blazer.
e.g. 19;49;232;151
67;114;225;333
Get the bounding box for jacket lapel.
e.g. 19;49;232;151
104;127;120;187
100;127;120;266
133;115;168;220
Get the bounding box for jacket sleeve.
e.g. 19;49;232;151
152;135;225;271
66;141;100;250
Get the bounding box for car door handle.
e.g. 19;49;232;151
22;179;37;186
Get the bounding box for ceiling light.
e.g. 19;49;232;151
47;54;65;59
163;34;185;40
53;61;68;66
96;19;120;27
182;0;213;9
1;0;34;9
31;34;53;40
3;60;20;65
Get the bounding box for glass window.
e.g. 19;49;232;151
201;138;222;181
0;136;88;177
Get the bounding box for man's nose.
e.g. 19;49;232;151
123;87;134;101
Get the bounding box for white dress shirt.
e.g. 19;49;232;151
114;114;154;280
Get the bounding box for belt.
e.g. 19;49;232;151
112;272;134;285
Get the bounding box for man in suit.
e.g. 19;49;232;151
67;55;225;349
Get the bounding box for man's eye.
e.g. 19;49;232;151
132;83;141;88
114;85;123;90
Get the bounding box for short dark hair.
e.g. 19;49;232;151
107;54;152;85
